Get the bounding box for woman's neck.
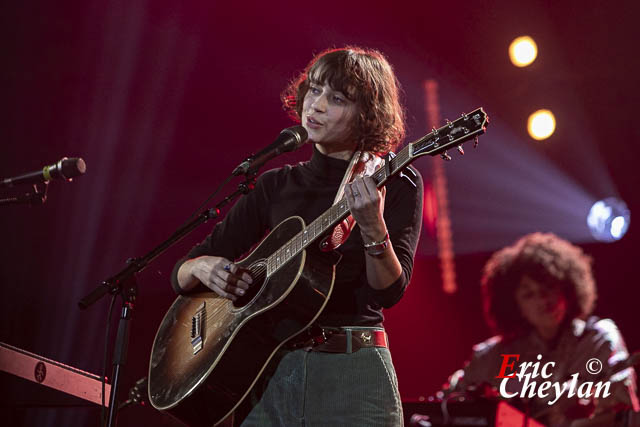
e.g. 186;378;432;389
314;142;357;161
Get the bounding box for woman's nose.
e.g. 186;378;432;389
311;94;327;112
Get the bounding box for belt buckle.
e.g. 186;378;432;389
309;325;328;345
360;331;372;344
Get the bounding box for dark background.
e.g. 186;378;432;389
1;1;639;425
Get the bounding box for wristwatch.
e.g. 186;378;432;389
364;232;390;256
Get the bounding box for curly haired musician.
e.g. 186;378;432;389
448;233;639;426
172;47;423;425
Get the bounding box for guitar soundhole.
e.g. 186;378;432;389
232;260;268;309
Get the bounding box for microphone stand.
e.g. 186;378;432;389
78;172;257;427
0;183;48;206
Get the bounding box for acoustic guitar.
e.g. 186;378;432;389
148;108;488;426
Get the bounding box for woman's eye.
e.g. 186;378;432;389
310;86;321;94
333;96;345;104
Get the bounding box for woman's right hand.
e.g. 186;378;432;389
187;256;253;301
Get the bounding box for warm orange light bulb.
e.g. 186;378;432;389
509;36;538;67
527;109;556;140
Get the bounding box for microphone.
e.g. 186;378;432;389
1;157;87;188
232;125;308;176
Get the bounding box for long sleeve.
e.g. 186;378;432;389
168;148;424;326
367;166;423;308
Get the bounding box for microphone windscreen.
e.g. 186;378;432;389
61;157;87;178
281;125;308;150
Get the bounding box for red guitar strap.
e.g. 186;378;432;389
321;148;383;252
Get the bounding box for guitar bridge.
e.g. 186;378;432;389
190;302;206;355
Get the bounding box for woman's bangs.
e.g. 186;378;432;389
309;61;358;100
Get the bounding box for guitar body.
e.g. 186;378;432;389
148;216;340;426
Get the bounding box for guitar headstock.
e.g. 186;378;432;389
411;107;488;159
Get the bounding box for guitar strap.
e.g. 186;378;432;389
321;146;383;252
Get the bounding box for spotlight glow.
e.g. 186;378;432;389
610;216;625;239
509;36;538;67
527;109;556;140
587;198;630;242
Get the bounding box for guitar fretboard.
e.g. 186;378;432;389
265;108;486;276
265;147;411;275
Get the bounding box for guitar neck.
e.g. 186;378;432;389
264;150;407;276
265;107;488;276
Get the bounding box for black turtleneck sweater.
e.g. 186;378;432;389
171;147;423;326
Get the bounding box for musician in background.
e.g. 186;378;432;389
172;47;423;425
447;232;639;426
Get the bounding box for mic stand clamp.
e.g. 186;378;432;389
0;183;48;206
238;174;256;192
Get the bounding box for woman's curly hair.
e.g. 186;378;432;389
281;46;405;154
482;232;597;339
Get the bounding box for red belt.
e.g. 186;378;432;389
287;326;388;354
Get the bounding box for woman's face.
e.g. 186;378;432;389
301;80;358;154
514;275;567;338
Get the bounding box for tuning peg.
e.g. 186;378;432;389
446;119;453;128
441;151;452;161
432;127;438;135
461;112;469;120
474;136;479;148
457;145;465;155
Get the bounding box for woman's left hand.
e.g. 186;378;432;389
345;176;387;243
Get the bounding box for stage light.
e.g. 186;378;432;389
509;36;538;67
527;109;556;140
587;197;630;242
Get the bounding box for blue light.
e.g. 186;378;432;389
587;198;630;242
